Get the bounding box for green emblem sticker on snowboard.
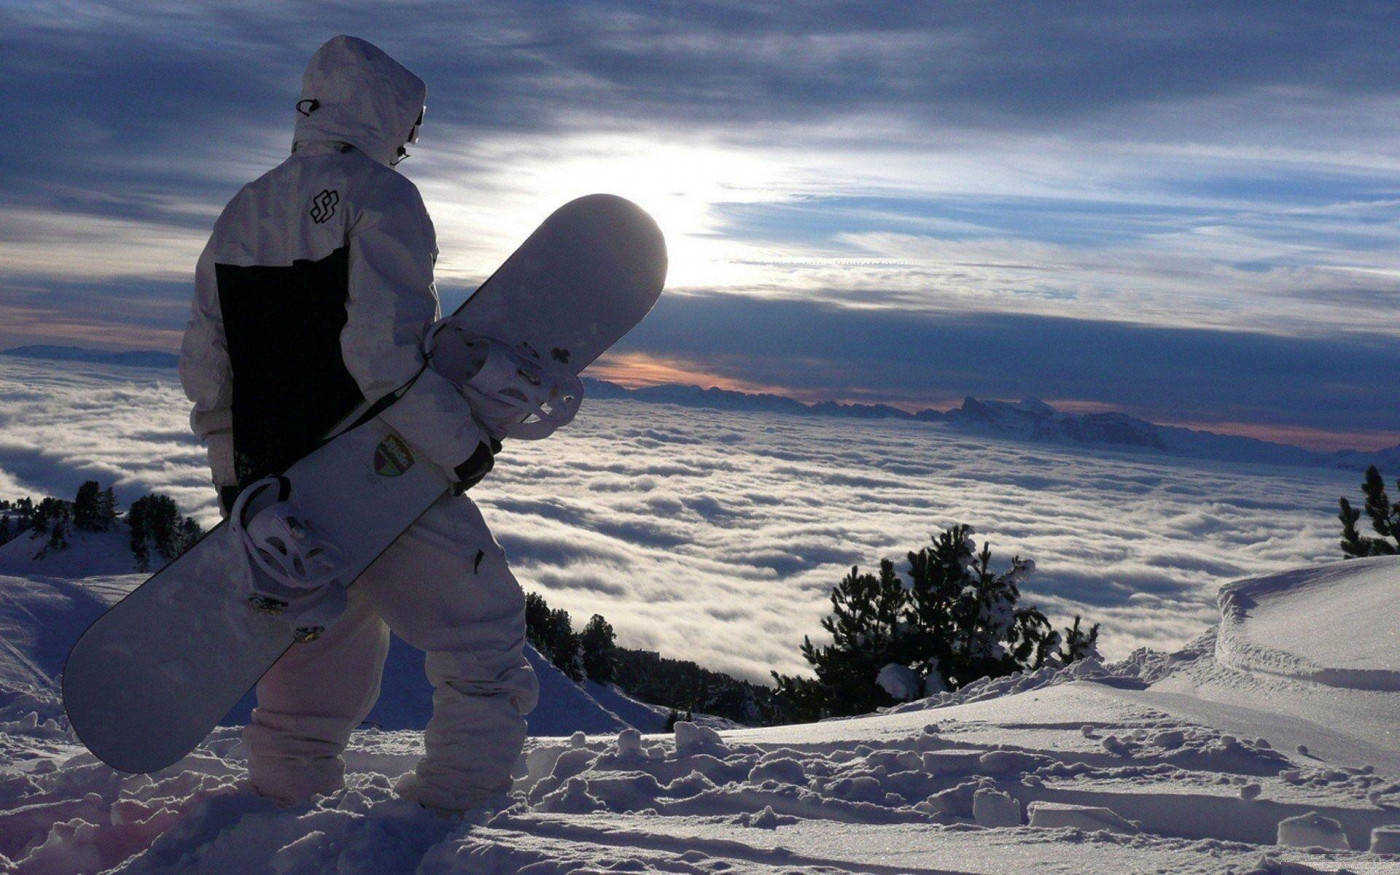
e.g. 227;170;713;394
373;434;415;476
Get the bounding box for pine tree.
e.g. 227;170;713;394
525;591;552;654
32;498;72;555
774;558;909;719
14;497;33;532
522;591;585;681
127;492;202;571
73;481;117;532
98;487;117;531
46;508;70;552
73;481;102;531
904;525;1056;689
664;709;693;732
31;497;71;548
1340;466;1400;557
1059;615;1101;663
128;497;151;571
777;524;1086;722
174;517;202;555
547;608;584;682
580;614;618;683
31;499;52;535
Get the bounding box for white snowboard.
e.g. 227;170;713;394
63;194;666;773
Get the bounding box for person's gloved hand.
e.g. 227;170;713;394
452;438;502;494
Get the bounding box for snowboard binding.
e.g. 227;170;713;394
228;476;348;642
426;322;584;441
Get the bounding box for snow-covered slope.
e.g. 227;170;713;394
1;556;1398;871
0;527;659;740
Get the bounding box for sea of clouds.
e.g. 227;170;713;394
0;358;1362;682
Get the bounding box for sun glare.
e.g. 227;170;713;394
430;132;794;292
529;135;794;290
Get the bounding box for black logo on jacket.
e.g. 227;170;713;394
309;189;339;224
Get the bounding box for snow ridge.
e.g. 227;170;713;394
1216;557;1400;693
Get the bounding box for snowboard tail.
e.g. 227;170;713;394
63;194;666;773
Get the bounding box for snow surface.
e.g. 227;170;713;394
1;527;1398;872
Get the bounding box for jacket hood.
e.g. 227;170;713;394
293;35;426;167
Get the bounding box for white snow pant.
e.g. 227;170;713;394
242;493;539;808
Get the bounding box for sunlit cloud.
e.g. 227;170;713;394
0;209;206;280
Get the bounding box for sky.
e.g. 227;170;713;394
0;358;1358;681
4;2;1400;451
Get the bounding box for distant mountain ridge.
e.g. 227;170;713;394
583;378;1400;472
3;344;1393;471
1;345;178;369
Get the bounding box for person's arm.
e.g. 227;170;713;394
180;230;238;511
340;173;489;477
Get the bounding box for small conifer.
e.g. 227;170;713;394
1339;466;1400;557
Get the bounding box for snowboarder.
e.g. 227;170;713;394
179;35;538;812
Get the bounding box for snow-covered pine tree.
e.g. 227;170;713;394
1339;466;1400;557
777;524;1080;722
1059;615;1101;663
905;525;1057;689
773;559;908;719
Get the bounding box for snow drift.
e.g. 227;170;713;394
1216;556;1400;693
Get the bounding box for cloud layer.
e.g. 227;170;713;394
0;359;1359;683
5;3;1400;449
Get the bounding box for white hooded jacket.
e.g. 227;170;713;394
181;36;483;490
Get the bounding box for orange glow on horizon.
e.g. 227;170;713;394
586;352;802;398
1161;420;1400;454
587;355;1400;453
588;352;952;411
0;305;184;353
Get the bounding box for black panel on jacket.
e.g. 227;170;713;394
215;246;365;486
